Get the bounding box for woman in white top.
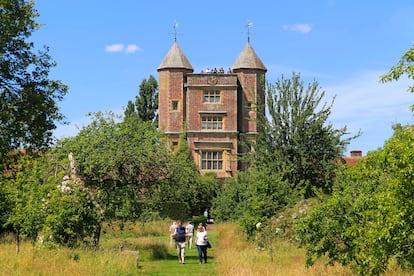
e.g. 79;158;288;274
195;225;209;264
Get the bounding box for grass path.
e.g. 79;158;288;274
138;223;218;275
0;222;411;275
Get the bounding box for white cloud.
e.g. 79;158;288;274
325;71;412;123
53;116;91;140
125;44;141;53
105;44;124;52
105;43;142;54
324;71;413;154
53;109;126;141
265;68;413;154
282;23;312;34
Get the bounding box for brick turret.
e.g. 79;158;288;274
157;42;193;143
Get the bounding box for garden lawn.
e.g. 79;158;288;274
137;224;217;275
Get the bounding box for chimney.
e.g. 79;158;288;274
350;150;362;157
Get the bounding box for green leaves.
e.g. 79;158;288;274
125;75;158;122
213;73;355;240
380;44;414;108
2;152;54;244
0;1;68;161
257;72;355;197
296;124;414;275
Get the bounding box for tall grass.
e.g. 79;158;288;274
0;221;216;275
214;223;411;276
0;221;411;275
0;242;138;275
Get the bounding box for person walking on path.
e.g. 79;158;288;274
185;221;195;249
172;220;188;264
196;224;209;264
169;221;177;246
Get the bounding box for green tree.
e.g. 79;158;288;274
212;167;293;237
150;132;219;219
58;112;170;243
42;178;102;247
0;0;68;161
0;149;102;249
380;44;414;98
296;124;414;275
124;100;137;119
256;72;355;197
2;152;52;252
124;75;158;122
211;174;249;222
213;73;355;238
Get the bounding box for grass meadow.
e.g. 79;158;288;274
0;221;411;275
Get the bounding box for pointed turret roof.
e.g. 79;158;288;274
158;42;193;71
232;42;267;71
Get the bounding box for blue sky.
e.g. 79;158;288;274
32;0;413;156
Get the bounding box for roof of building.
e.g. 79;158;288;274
232;42;267;71
158;42;193;71
341;150;364;166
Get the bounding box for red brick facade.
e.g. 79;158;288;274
158;42;266;177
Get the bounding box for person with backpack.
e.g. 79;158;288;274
172;220;188;264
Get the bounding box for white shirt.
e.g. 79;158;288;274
196;230;208;246
186;224;194;236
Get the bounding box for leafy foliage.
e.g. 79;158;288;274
42;180;102;247
150;132;219;219
211;173;247;222
58;112;170;222
212;168;293;237
124;75;158;122
296;124;414;275
2;153;51;245
213;73;355;238
0;149;106;248
0;0;68;161
256;72;355;197
380;44;414;99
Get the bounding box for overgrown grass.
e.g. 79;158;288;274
0;221;411;275
0;221;217;275
214;223;412;276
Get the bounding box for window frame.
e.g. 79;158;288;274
171;100;179;111
201;151;223;171
201;115;224;131
203;89;221;103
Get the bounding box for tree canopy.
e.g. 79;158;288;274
0;0;68;161
380;44;414;95
296;124;414;275
256;72;355;197
213;73;357;237
380;44;414;112
124;75;158;122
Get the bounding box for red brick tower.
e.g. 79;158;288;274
232;42;267;134
158;39;266;177
232;42;267;170
157;42;193;146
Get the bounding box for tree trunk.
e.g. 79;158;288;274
15;228;20;254
93;223;102;248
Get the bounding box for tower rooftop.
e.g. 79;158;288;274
232;42;267;71
158;42;193;71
